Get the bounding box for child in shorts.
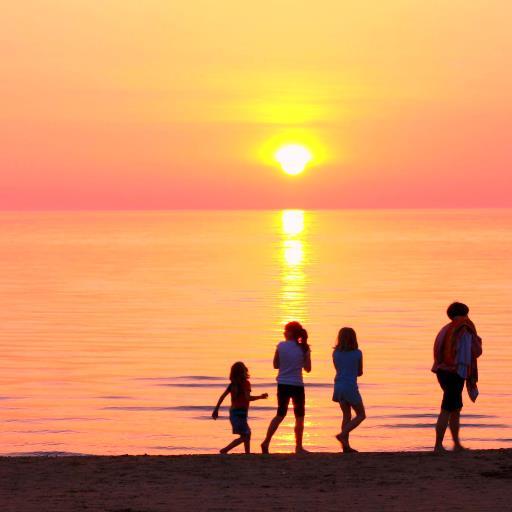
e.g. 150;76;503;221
212;362;268;454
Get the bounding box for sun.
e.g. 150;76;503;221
275;144;312;175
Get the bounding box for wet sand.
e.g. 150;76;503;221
1;449;511;511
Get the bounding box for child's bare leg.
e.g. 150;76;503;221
294;416;307;453
449;409;464;450
243;433;251;454
434;409;450;452
261;415;284;453
220;436;244;454
336;402;352;450
340;403;366;452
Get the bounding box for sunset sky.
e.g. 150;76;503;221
2;1;511;209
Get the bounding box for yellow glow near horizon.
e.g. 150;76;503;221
275;144;312;175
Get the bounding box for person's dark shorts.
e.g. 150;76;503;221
277;384;305;418
437;370;464;411
229;408;251;436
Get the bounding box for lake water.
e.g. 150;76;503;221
1;210;511;455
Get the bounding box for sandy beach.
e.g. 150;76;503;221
1;449;511;511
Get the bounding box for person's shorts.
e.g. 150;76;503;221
332;383;363;406
437;370;464;411
277;384;305;418
229;408;251;436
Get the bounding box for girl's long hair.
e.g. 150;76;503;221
285;321;310;353
229;361;248;397
334;327;358;352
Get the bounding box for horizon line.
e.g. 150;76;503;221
0;206;511;214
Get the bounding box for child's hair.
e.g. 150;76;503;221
229;361;248;397
447;302;469;320
335;327;358;351
284;321;310;353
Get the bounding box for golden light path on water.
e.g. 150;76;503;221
280;210;307;326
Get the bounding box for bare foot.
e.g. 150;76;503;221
434;445;447;453
220;448;229;454
453;444;467;452
336;434;355;452
295;447;310;455
337;432;352;452
260;442;269;454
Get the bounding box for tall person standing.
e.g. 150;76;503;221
432;302;482;452
261;321;311;454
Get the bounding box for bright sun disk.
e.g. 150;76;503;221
275;144;312;175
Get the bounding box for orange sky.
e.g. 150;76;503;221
2;1;511;209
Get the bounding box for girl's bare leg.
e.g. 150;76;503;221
243;434;251;454
220;436;244;454
261;415;284;453
295;416;308;453
340;403;366;452
336;402;352;451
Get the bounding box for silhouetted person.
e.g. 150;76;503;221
333;327;366;453
261;321;311;454
212;362;268;454
432;302;482;452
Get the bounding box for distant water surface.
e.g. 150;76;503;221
0;210;511;455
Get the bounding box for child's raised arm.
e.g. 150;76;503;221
212;385;230;419
249;392;268;401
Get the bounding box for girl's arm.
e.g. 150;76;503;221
358;353;363;377
304;349;312;373
212;385;230;419
249;393;268;401
273;349;280;369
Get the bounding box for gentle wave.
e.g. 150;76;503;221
5;451;90;457
376;413;496;419
135;375;226;382
6;429;79;434
96;395;134;400
102;405;275;411
4;417;109;423
156;382;350;389
379;423;510;429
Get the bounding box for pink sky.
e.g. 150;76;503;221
1;1;511;209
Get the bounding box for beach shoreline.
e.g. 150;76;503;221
1;448;511;511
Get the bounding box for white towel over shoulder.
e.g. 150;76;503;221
456;331;473;379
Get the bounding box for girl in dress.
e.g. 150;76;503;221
333;327;366;452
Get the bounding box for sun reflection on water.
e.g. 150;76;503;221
282;209;305;236
279;210;308;325
283;240;303;266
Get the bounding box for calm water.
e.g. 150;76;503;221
1;210;511;455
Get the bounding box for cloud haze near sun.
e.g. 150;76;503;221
1;0;511;209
